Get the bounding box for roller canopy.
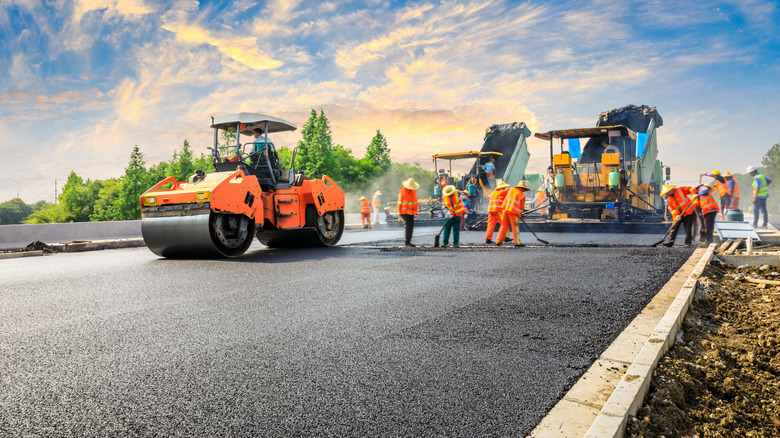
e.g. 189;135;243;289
211;113;297;135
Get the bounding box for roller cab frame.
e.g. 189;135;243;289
140;113;345;258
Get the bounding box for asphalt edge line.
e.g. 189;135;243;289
583;243;716;437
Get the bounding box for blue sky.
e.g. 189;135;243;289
1;0;779;203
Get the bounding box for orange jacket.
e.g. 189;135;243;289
360;199;371;214
729;179;740;198
488;188;508;214
398;187;419;215
443;192;466;217
713;180;729;197
698;191;719;215
502;187;526;215
372;195;381;207
667;187;695;219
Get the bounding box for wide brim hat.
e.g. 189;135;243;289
358;196;367;201
660;184;677;197
723;171;733;178
402;178;420;190
374;191;382;195
442;185;457;197
495;179;510;189
515;180;530;191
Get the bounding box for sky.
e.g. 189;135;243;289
1;0;779;203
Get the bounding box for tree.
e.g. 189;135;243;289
0;198;32;224
90;179;121;221
295;109;340;180
57;171;103;222
24;202;71;224
168;140;196;181
115;145;149;220
366;129;391;172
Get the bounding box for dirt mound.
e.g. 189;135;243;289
22;241;57;253
626;260;780;437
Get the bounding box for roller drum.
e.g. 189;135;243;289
142;212;254;258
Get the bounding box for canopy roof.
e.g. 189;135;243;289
211;113;297;135
432;151;503;161
533;125;636;141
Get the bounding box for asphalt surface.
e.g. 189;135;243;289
0;227;694;436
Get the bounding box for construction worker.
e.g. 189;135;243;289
496;180;531;247
748;165;772;228
700;170;730;219
695;185;719;245
535;188;547;215
371;191;382;225
398;178;420;247
459;191;470;231
359;196;371;229
723;172;740;209
484;157;496;178
659;184;696;247
485;180;510;244
440;185;466;247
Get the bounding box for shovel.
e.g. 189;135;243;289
651;219;680;247
519;216;549;244
434;218;452;247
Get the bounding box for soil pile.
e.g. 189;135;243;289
626;260;780;437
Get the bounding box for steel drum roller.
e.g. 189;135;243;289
141;213;254;258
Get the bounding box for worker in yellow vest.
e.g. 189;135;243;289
359;196;371;229
659;185;697;247
485;180;510;244
441;185;466;247
748;165;772;228
695;185;719;245
496;180;531;247
722;172;740;209
398;178;420;246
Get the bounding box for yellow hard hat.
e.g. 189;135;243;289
659;184;677;197
712;170;721;176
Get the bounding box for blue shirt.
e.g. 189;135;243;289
484;162;496;175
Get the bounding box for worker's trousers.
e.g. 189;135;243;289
442;216;460;245
400;214;415;245
754;197;768;227
484;212;501;241
731;196;740;210
720;194;732;219
700;211;718;244
496;213;520;245
669;213;695;246
361;213;371;228
372;207;380;224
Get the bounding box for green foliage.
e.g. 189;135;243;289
115;145;149;220
0;198;33;224
295;109;340;180
24;202;71;224
90;179;121;221
57;171;105;222
366;130;391;171
278;146;293;170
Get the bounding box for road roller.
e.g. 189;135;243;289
140;113;345;258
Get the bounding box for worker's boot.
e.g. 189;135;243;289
514;243;525;248
485;239;493;244
662;241;674;247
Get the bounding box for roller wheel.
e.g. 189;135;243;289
314;210;344;246
209;213;255;257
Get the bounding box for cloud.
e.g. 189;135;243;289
73;0;152;22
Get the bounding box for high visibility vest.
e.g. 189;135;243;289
698;191;719;215
502;187;526;215
536;191;547;214
488;188;508;214
443;192;466;216
360;199;371;214
666;187;695;219
754;174;770;198
713;180;729;197
372;195;381;207
729;179;740;198
397;187;419;215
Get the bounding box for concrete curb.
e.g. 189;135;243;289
583;243;715;437
0;250;44;260
530;244;715;437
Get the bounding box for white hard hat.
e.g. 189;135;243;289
747;165;758;173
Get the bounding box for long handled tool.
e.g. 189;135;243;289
651;219;680;247
434;217;452;247
519;216;549;244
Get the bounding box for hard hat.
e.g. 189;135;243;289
659;184;676;197
712;170;721;175
402;178;420;190
515;180;531;191
442;185;457;197
495;180;510;189
723;171;733;178
747;165;758;173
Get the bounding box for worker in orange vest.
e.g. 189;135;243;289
496;180;531;247
700;170;730;219
359;196;371;229
441;185;466;247
398;178;420;247
659;184;697;247
723;171;740;209
371;191;382;225
535;188;547;215
485;180;510;244
694;185;719;245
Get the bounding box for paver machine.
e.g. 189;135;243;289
140;113;345;258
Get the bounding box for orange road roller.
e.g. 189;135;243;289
140;113;345;258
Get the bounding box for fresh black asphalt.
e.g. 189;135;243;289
0;229;694;436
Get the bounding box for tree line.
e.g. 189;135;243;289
0;109;434;224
